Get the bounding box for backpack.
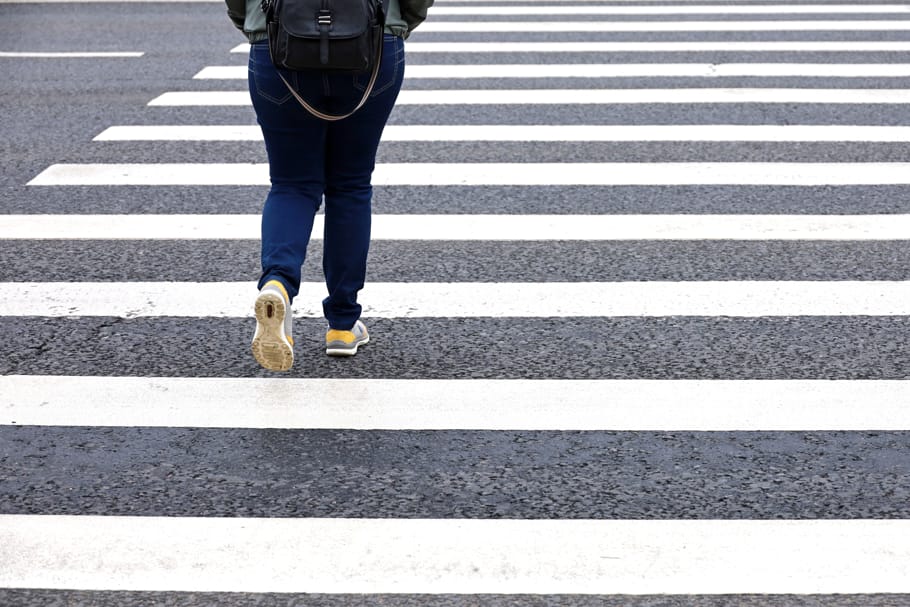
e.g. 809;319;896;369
261;0;390;120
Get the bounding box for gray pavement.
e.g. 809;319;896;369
6;240;910;282
8;183;910;214
3;426;910;518
3;317;909;378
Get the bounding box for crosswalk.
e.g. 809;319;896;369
3;0;910;602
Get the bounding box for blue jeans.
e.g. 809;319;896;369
248;36;404;330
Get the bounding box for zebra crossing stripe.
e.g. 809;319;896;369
4;213;910;241
1;0;216;3
194;63;910;79
26;162;910;186
95;125;262;141
94;124;910;142
433;0;910;3
396;88;910;105
230;40;910;54
2;516;909;593
395;41;910;52
231;41;910;53
146;89;910;106
1;281;909;317
417;20;910;32
431;4;910;14
3;376;909;430
0;51;144;58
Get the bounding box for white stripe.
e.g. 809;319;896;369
230;40;910;54
406;41;910;52
146;89;910;106
94;125;262;141
432;4;910;14
382;124;910;141
391;88;910;104
229;40;910;54
146;91;242;106
2;516;909;593
0;51;143;58
434;0;910;3
408;62;910;78
26;162;910;186
1;281;909;318
195;63;910;80
193;66;241;79
5;213;910;241
4;375;910;431
416;20;910;32
94;124;910;143
0;0;217;2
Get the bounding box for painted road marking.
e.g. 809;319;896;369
231;41;910;53
0;51;143;58
1;281;909;317
3;375;909;430
432;0;910;3
431;4;910;14
4;213;910;240
27;162;910;186
146;89;910;106
2;516;909;593
194;63;910;79
95;124;910;142
416;20;910;32
369;41;910;53
0;0;216;3
95;125;263;141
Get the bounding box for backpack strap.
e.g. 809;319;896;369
277;38;382;121
317;0;332;65
277;0;391;122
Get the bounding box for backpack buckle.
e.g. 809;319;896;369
317;9;332;27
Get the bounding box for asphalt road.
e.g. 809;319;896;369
2;1;910;605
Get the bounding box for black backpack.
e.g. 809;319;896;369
261;0;390;120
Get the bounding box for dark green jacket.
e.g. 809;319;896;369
226;0;432;41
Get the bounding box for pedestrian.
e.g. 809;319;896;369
225;0;433;371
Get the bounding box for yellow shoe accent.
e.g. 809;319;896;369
325;320;369;356
326;329;357;344
262;279;289;303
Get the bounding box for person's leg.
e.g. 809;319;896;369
248;40;328;303
248;40;330;369
322;35;405;331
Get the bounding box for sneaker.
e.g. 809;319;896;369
251;280;294;371
325;320;369;356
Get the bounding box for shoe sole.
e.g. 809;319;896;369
251;292;293;371
326;335;370;357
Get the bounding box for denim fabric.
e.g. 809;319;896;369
248;36;404;330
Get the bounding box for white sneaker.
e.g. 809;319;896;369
325;320;369;356
251;280;294;371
